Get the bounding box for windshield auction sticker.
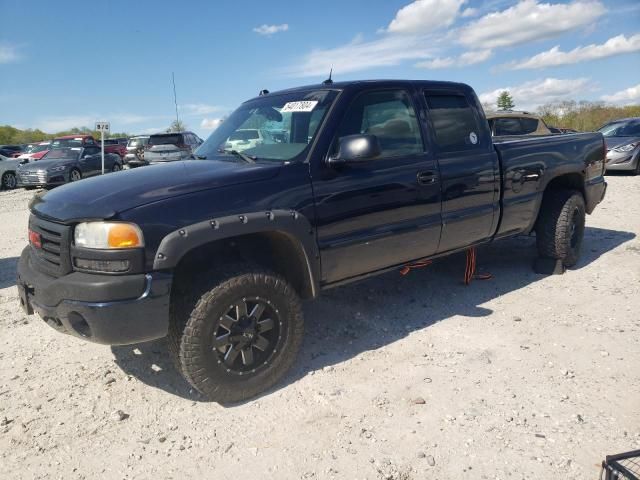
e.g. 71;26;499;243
280;101;318;113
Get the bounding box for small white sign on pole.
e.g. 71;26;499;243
95;122;110;174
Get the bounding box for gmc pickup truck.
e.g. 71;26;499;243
17;80;607;403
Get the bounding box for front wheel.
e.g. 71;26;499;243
69;168;82;182
2;172;17;190
169;265;304;403
535;190;586;267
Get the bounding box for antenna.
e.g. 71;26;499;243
172;72;180;130
322;68;333;85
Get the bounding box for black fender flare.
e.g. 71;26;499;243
153;209;320;297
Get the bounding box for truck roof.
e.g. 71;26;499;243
245;79;473;102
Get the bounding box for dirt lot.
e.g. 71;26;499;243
0;176;638;480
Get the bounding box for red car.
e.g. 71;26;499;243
16;142;51;162
51;135;126;158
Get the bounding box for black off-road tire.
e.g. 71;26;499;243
168;265;304;403
535;189;586;267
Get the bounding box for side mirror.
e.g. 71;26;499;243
328;134;381;166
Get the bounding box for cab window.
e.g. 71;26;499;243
335;89;423;158
425;93;481;152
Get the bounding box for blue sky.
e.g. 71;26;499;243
1;0;639;138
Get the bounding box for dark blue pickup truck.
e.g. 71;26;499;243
17;80;607;402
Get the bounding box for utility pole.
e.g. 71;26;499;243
172;72;180;130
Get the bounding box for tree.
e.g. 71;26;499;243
497;91;515;110
166;120;187;133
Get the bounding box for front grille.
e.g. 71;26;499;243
28;215;72;277
19;170;48;185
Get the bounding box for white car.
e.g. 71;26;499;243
0;154;22;190
224;129;264;152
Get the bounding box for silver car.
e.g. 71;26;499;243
0;153;21;189
600;117;640;174
144;132;203;164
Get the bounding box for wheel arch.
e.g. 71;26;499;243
155;210;320;299
527;171;586;232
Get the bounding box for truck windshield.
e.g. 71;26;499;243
195;89;339;162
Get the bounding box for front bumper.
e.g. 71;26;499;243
18;170;68;187
605;150;639;171
17;246;172;345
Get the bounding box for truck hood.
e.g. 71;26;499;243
30;159;282;222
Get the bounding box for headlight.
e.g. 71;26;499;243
613;142;639;152
48;165;67;172
74;222;144;249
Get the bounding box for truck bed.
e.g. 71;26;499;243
492;132;606;239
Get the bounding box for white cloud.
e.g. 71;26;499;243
602;84;640;105
506;33;640;70
285;34;434;77
253;24;289;36
416;49;492;68
200;118;225;130
181;103;225;115
459;0;606;49
461;7;479;17
387;0;466;34
479;77;593;110
0;44;20;64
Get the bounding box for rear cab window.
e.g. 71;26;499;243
424;93;482;152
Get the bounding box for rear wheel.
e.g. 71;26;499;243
2;172;17;190
169;265;304;403
69;168;82;182
535;189;585;267
112;163;122;172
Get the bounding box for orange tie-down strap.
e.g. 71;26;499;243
464;247;493;285
399;247;493;285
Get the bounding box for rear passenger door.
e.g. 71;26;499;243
422;90;500;253
312;88;442;283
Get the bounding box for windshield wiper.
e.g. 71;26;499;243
218;148;256;164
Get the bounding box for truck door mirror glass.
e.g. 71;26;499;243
328;134;381;166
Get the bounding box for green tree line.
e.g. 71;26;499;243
536;101;640;132
0;125;132;145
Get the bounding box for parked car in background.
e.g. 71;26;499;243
144;132;203;164
17;146;122;188
102;138;127;158
0;153;21;189
124;136;150;168
487;111;552;136
224;129;265;152
0;145;25;157
51;135;98;149
600;117;640;174
16;141;51;162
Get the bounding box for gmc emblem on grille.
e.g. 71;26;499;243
28;229;42;249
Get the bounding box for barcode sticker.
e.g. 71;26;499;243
281;101;318;113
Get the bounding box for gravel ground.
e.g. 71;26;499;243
0;176;639;480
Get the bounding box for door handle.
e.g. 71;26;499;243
417;171;437;185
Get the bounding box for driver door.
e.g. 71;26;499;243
310;88;442;283
80;146;101;177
